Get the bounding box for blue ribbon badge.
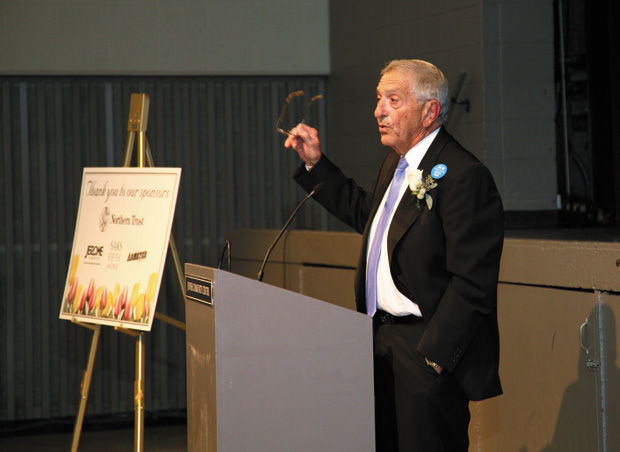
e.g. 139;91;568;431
431;164;447;179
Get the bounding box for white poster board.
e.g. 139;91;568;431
59;167;181;331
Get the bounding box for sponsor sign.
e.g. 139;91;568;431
59;168;181;331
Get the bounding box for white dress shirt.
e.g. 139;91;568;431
366;128;440;316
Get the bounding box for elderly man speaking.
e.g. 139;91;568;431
285;59;504;452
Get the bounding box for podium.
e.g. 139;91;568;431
184;264;375;452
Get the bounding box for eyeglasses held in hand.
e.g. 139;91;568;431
276;90;323;137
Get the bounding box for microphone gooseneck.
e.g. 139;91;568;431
256;183;325;282
217;240;231;272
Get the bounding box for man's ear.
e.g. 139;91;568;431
423;100;441;126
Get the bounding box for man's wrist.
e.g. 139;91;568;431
305;155;322;171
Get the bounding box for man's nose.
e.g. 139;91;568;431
374;100;386;118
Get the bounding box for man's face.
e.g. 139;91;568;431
374;70;428;155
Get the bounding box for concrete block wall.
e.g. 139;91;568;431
327;0;557;223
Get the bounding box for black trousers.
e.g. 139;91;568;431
373;312;470;452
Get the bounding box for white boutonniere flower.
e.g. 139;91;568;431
406;169;438;211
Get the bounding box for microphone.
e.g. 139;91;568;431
256;182;325;282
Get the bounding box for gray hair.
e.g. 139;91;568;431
381;59;450;124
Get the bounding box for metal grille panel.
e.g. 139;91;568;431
0;75;328;421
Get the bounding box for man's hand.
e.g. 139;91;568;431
284;123;322;168
425;357;443;375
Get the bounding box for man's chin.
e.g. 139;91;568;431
379;136;393;148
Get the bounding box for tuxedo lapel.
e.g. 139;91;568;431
387;127;451;259
417;126;450;175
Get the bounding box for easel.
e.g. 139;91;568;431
70;94;186;452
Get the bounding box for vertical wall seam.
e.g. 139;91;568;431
37;81;51;418
3;81;16;419
19;81;34;418
597;291;607;452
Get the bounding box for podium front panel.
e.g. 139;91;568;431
185;264;374;452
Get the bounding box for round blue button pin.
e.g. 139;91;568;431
431;164;447;179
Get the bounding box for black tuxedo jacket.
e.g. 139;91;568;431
294;127;504;401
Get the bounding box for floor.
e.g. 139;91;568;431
0;413;187;452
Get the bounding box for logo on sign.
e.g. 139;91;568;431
85;245;104;258
127;251;148;262
100;207;111;232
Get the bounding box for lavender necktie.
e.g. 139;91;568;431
366;157;408;316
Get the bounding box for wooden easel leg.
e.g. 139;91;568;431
123;131;135;167
137;131;146;168
70;324;101;452
134;334;146;452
